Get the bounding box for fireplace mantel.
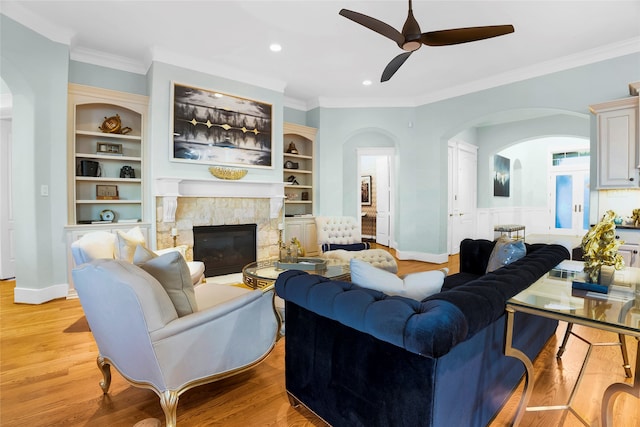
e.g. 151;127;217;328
155;177;285;222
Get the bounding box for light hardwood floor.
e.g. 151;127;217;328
1;249;638;426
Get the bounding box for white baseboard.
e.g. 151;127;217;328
14;283;70;304
395;249;449;264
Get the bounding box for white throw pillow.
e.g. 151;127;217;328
133;244;157;264
154;244;188;260
116;226;146;262
350;258;447;301
71;231;118;264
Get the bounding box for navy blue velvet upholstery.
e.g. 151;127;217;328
321;242;371;252
275;240;570;426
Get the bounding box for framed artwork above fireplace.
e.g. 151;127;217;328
171;82;273;168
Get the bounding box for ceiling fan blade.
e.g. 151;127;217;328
339;9;404;46
420;25;514;46
381;52;412;82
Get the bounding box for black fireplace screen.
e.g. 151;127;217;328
193;224;257;277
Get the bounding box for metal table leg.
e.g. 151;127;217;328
601;337;640;427
504;308;534;426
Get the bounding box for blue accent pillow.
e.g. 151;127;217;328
485;236;526;273
321;242;371;252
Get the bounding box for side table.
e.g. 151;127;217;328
494;224;525;240
504;268;640;426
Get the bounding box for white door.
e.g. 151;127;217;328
0;117;15;279
375;156;390;246
448;141;477;254
550;169;590;234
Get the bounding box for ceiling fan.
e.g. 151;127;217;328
339;0;514;82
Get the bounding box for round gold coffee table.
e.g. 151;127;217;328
242;258;350;289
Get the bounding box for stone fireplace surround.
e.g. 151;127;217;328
155;178;285;273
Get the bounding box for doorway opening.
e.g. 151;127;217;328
549;145;590;234
356;148;395;248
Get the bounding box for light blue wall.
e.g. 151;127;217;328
1;14;69;291
283;106;306;126
313;53;640;254
69;60;147;95
312;107;414;221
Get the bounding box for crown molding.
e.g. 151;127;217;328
150;47;287;94
312;37;640;110
70;47;150;75
283;96;308;111
412;36;640;107
1;1;74;45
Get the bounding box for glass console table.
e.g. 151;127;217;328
505;267;640;426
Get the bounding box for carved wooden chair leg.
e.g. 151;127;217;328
96;356;112;394
159;390;179;427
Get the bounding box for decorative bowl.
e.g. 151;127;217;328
208;166;248;180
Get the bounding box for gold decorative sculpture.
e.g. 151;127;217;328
632;208;640;227
581;210;625;283
99;114;132;134
208;166;248;180
292;237;305;257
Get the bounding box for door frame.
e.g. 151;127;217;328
547;142;590;235
0;92;15;279
356;147;396;248
447;139;478;254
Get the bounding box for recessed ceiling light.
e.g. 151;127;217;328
362;80;372;86
214;93;223;98
269;43;282;52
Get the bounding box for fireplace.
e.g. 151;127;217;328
193;224;257;277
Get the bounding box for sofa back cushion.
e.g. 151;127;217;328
315;216;361;245
459;239;496;275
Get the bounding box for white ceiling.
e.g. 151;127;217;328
2;1;640;108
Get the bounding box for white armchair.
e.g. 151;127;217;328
70;228;205;285
73;258;279;427
315;216;398;273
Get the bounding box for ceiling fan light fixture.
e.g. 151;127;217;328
402;40;422;52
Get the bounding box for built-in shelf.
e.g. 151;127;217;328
67;83;148;225
283;123;317;217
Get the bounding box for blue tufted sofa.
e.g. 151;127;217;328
275;239;570;427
